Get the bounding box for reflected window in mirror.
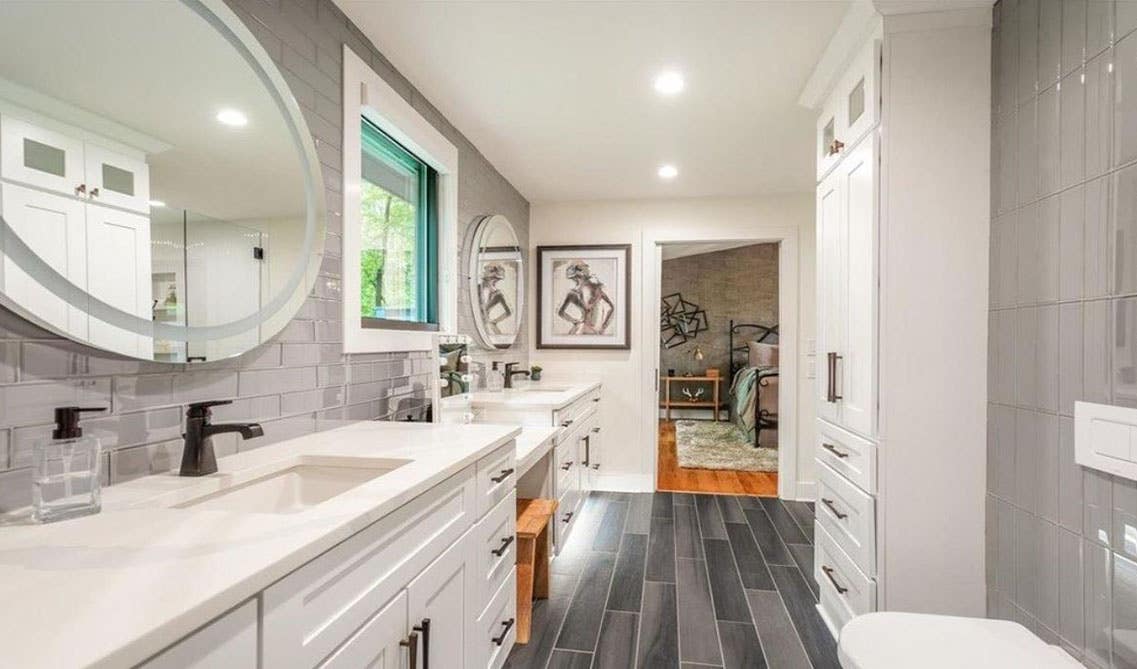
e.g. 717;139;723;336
359;119;439;331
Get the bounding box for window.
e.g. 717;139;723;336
359;118;439;330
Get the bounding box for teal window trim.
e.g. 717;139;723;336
360;117;439;331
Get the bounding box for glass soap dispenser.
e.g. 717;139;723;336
487;361;505;392
32;406;106;523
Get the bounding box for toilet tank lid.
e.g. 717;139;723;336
837;612;1081;669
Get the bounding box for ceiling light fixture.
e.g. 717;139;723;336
216;108;248;127
148;199;166;207
658;164;678;180
653;70;685;96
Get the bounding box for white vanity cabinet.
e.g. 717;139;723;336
810;8;990;633
138;600;258;669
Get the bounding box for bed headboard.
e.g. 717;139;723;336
728;320;779;380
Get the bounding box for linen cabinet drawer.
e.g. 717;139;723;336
816;459;876;576
816;418;877;493
474;491;517;617
262;467;476;669
554;391;599;430
556;479;582;551
476;441;517;517
816;522;876;633
476;571;518;669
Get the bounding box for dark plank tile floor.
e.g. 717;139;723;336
504;491;838;669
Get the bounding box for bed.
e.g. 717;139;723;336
728;320;779;448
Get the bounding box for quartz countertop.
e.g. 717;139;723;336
467;380;600;411
514;426;560;476
0;420;520;669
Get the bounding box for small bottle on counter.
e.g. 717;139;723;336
487;361;505;392
32;406;106;523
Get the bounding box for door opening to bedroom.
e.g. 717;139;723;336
656;241;782;496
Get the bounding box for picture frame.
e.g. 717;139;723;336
537;244;631;349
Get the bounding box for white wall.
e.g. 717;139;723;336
529;194;816;496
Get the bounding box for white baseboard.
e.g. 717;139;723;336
593;473;654;493
793;480;817;502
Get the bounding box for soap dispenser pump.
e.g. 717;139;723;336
487;361;505;392
32;406;105;523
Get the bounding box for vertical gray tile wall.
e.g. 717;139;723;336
0;0;529;511
989;1;1137;665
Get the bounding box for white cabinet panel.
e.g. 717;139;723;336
817;459;876;576
474;491;517;618
839;135;877;437
139;600;257;669
0;115;85;195
474;572;517;669
85;204;152;358
476;442;517;517
407;529;475;669
816;522;875;633
816;418;877;494
583;417;602;490
84;142;150;213
318;591;408;669
816;168;845;425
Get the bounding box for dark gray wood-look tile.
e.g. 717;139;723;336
676;558;723;666
645;515;677;583
593;611;638;669
701;539;750;622
672;492;695;506
625;493;653;534
547;649;593;669
786;542;818;599
607;533;647;611
782;500;815;542
556;551;617;651
717;495;747;524
637;582;679;668
760;497;809;545
680;665;722;669
744;507;794;566
652;491;675;518
746;589;812;669
593;500;630;552
737;495;764;510
503;592;573;669
675;502;705;560
718;621;767;669
695;494;728;539
724;522;774;590
770;565;841;669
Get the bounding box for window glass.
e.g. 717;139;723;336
359;118;438;328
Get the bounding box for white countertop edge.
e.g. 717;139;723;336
466;380;601;411
515;426;560;477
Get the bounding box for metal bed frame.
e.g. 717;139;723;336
728;320;779;448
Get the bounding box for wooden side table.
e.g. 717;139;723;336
662;376;721;421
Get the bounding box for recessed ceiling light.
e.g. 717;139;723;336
658;164;679;180
216;108;248;127
148;199;166;207
653;70;685;96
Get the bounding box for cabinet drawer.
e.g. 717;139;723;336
816;459;876;576
815;522;876;633
816;418;877;493
139;600;257;669
477;442;517;517
476;571;518;669
474;491;517;617
555;479;582;552
262;467;476;668
553;390;600;431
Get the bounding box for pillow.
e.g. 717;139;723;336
748;342;779;367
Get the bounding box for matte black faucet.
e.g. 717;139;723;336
504;362;530;389
180;400;264;477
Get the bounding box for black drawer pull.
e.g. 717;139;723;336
592;463;600;470
821;498;848;520
822;565;848;594
592;427;600;433
491;535;515;556
822;442;849;459
490;468;514;483
400;631;419;669
592;397;600;402
492;618;516;645
412;619;430;669
561;461;574;471
561;419;574;427
562;511;574;523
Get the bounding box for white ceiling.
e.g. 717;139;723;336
338;1;850;203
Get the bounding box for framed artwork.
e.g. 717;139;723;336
537;244;631;349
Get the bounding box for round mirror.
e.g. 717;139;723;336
0;0;324;363
466;215;524;349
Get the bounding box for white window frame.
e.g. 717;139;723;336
342;46;458;352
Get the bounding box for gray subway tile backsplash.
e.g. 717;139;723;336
0;0;529;513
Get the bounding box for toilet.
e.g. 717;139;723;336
838;612;1082;668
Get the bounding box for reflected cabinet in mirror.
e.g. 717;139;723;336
466;215;523;349
0;0;325;363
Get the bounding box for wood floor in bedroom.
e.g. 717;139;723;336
656;420;778;496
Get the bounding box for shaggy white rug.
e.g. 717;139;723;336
675;420;778;472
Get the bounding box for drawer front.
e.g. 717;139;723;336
553;389;600;430
816;459;876;576
140;600;258;669
262;467;476;668
816;418;877;493
476;571;518;669
476;442;517;517
554;406;594;442
475;491;518;617
555;479;582;552
815;522;876;633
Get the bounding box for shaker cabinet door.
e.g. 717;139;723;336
407;530;476;669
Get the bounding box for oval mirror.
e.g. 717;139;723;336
0;0;324;363
466;215;523;349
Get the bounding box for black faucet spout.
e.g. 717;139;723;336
180;401;263;477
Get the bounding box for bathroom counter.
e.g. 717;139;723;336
514;425;560;476
467;380;601;411
0;420;520;669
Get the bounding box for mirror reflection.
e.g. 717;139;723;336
467;215;523;349
0;1;322;362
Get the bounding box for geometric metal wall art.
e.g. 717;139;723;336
660;292;709;349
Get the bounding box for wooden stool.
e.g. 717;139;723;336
515;497;558;644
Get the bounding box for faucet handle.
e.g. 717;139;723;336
186;400;233;419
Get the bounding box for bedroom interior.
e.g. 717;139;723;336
656;241;783;496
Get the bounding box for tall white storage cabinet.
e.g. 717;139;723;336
809;7;991;633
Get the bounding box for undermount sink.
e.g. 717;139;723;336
174;456;410;514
